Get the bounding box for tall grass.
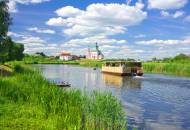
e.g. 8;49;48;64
143;62;190;77
0;64;126;130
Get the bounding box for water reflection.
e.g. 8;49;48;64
102;73;141;89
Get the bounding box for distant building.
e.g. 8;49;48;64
59;52;72;61
86;43;104;60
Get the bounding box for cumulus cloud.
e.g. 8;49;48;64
148;0;188;10
8;0;50;13
62;36;127;48
14;35;60;55
46;3;147;37
7;31;24;37
27;27;55;34
160;11;184;18
17;36;45;44
55;6;84;17
136;38;190;45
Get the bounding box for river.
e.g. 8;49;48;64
35;64;190;130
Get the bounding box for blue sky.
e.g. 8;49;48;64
7;0;190;60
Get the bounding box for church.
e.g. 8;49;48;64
86;43;104;60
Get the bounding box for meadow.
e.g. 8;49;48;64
0;64;126;130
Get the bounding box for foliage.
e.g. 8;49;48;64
0;0;12;41
0;37;24;63
0;64;126;129
0;1;24;63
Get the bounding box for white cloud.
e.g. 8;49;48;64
148;0;188;10
7;31;24;37
17;36;45;44
47;3;147;37
161;10;184;18
173;11;184;18
27;27;55;34
160;11;170;17
8;0;50;13
136;38;190;45
14;35;60;55
8;1;18;13
62;36;127;48
55;6;84;17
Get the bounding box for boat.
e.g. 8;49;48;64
50;80;71;87
56;83;71;87
102;61;143;76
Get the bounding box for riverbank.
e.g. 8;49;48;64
143;62;190;77
0;64;126;130
22;55;190;77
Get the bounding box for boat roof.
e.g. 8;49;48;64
104;61;141;63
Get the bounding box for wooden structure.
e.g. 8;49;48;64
102;61;143;76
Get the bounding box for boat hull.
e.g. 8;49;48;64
102;71;143;76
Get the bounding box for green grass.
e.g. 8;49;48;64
0;64;126;130
79;59;103;68
143;62;190;77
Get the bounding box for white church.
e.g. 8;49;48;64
86;43;104;60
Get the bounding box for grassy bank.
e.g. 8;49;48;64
143;62;190;77
0;64;126;130
79;59;103;68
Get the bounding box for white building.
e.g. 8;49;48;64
86;43;104;60
59;52;72;61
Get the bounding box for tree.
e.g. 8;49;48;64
8;42;24;61
0;1;24;63
0;0;12;42
35;52;46;57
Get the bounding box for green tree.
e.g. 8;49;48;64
0;1;24;63
0;0;12;41
0;37;11;63
9;43;24;61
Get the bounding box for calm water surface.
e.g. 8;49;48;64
36;64;190;130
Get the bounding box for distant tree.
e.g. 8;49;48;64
173;53;189;60
35;52;46;57
152;57;157;62
127;58;135;61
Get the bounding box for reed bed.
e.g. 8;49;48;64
143;62;190;77
0;64;126;130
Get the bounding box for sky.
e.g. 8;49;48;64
6;0;190;60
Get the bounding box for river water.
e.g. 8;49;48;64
36;64;190;130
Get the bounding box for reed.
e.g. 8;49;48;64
0;64;126;130
143;62;190;77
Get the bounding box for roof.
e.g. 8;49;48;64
104;61;141;63
60;52;71;56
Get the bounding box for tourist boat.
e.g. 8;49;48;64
102;61;143;76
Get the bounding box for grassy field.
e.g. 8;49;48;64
0;64;126;130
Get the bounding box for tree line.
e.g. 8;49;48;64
0;0;24;63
